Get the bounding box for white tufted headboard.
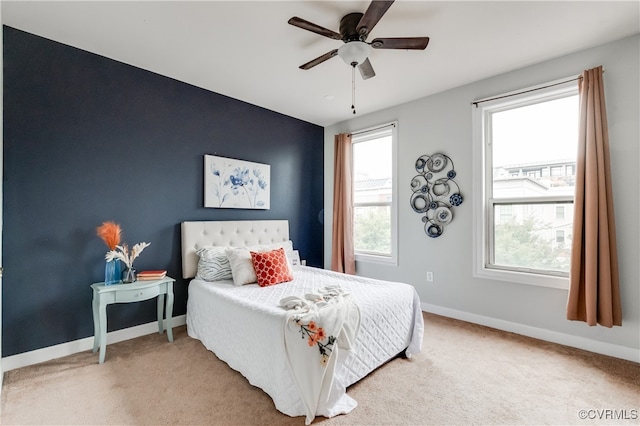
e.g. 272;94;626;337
181;220;290;279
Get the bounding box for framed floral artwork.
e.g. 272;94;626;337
204;155;270;209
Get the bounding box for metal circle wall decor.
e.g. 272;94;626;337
410;153;462;238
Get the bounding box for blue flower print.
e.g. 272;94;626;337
206;156;270;209
230;167;250;187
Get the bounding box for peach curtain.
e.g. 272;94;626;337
331;133;356;274
566;66;621;327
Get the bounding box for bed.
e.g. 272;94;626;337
182;220;423;424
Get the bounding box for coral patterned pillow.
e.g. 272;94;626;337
250;248;293;287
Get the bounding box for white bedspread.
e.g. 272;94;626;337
187;266;423;422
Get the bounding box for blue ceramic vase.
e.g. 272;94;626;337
104;259;122;285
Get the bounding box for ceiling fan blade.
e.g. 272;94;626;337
371;37;430;50
299;49;339;70
288;17;342;40
358;58;376;80
356;1;394;39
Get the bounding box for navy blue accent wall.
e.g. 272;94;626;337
2;27;324;357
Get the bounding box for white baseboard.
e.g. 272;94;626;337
1;315;187;372
422;303;639;363
4;307;637;372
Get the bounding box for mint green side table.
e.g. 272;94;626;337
91;276;175;364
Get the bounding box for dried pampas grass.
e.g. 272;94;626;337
96;221;122;250
105;242;151;269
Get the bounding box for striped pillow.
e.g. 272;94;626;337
195;246;233;282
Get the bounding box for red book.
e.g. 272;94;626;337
137;270;167;279
138;270;166;276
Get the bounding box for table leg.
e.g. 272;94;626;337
157;294;165;334
166;283;174;342
98;300;108;364
92;291;100;354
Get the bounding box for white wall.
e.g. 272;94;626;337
324;35;640;361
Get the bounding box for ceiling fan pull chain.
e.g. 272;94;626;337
351;63;357;115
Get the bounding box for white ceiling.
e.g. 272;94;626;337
3;1;639;127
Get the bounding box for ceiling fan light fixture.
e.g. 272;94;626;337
337;41;371;66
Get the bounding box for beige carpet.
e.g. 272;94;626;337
2;313;639;425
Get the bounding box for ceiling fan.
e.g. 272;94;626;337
288;0;430;81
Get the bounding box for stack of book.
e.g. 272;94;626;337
137;270;167;281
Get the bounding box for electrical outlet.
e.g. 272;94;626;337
426;271;434;282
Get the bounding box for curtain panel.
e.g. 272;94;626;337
566;66;622;327
331;133;356;274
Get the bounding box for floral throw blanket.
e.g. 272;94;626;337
280;285;361;425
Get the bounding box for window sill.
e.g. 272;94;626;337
355;253;398;266
474;266;569;290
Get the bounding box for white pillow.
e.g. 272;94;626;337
195;246;233;282
226;241;293;286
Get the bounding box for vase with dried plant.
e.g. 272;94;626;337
96;221;122;285
106;242;151;283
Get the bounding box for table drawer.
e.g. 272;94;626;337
115;285;162;303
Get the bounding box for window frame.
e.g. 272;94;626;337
351;122;398;265
472;78;578;289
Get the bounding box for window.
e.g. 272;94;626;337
473;79;579;288
352;123;398;264
566;165;575;176
550;166;564;176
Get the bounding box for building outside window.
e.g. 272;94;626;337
352;123;398;264
473;79;579;288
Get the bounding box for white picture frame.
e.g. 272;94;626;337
204;155;270;209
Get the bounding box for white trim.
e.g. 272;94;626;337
5;307;637;373
350;121;396;139
472;78;578;288
422;303;639;363
355;252;396;265
2;315;186;372
472;75;579;109
352;120;399;266
475;266;569;289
